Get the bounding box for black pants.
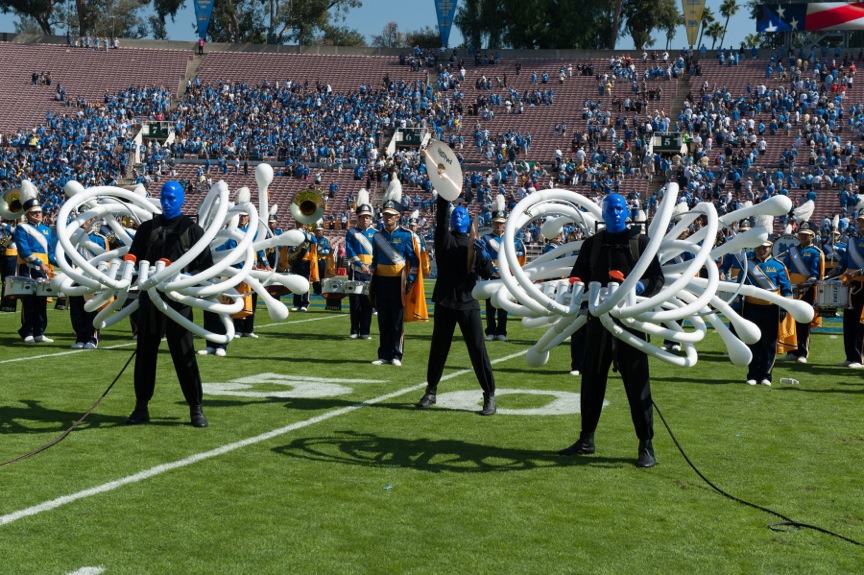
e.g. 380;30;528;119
376;276;404;361
570;322;587;372
485;299;508;336
70;295;98;345
427;304;495;394
133;295;203;409
791;286;815;359
743;302;779;382
292;261;311;309
349;269;372;336
234;293;258;335
203;310;227;350
580;316;653;441
843;282;864;363
19;295;47;338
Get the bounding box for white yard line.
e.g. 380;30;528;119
65;568;105;575
0;314;345;365
0;350;527;527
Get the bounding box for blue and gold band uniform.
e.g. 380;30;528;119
13;219;57;340
741;251;793;384
831;235;864;364
481;231;526;339
345;223;376;337
782;241;824;360
371;225;418;362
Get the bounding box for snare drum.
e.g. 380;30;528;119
322;277;347;296
344;280;370;296
815;280;849;316
3;276;58;298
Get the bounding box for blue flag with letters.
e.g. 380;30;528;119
435;0;459;47
194;0;215;40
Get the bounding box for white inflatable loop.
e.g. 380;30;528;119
478;183;813;369
50;166;310;343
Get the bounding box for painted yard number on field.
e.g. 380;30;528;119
203;373;600;415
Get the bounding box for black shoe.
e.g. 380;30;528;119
558;433;595;456
416;388;437;408
480;393;496;416
636;439;656;468
190;407;209;428
125;407;150;425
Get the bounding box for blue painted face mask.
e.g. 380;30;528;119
451;207;470;234
602;194;629;234
160;181;185;219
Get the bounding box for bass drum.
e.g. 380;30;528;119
772;234;800;258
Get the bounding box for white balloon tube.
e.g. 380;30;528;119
694;277;815;324
597;310;698;367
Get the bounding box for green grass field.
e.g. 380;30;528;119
1;292;863;575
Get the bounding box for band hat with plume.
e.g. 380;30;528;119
409;209;420;224
491;193;507;222
355;188;373;216
797;221;816;235
234;187;251;216
315;218;324;230
20;180;41;212
382;175;402;215
268;203;279;222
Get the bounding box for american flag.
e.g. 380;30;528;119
757;2;864;32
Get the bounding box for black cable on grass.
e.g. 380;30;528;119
653;400;863;547
0;351;136;468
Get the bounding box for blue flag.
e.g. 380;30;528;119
435;0;459;47
194;0;216;40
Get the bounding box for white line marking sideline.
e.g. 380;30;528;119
65;567;105;575
0;350;528;527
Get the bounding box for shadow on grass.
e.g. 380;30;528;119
272;430;632;472
0;399;125;434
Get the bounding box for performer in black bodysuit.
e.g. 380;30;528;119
559;194;665;467
417;197;497;415
125;181;214;427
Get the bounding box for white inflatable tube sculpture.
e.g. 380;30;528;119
476;183;814;369
51;164;309;343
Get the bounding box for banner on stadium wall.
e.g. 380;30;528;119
681;0;706;47
434;0;459;47
194;0;216;40
757;2;864;32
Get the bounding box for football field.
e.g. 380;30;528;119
1;294;862;574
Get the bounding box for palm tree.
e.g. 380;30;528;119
697;7;715;49
719;0;739;49
707;22;725;50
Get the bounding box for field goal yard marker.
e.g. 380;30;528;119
0;350;530;527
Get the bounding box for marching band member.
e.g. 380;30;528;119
482;194;525;341
0;217;18;312
313;221;332;296
125;181;213;427
345;190;375;339
780;223;824;363
559;193;664;468
741;238;793;386
369;183;418;366
265;212;283;270
288;223;316;311
408;210;432;279
826;210;864;368
13;188;57;343
417;196;497;415
69;220;107;349
234;205;271;335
